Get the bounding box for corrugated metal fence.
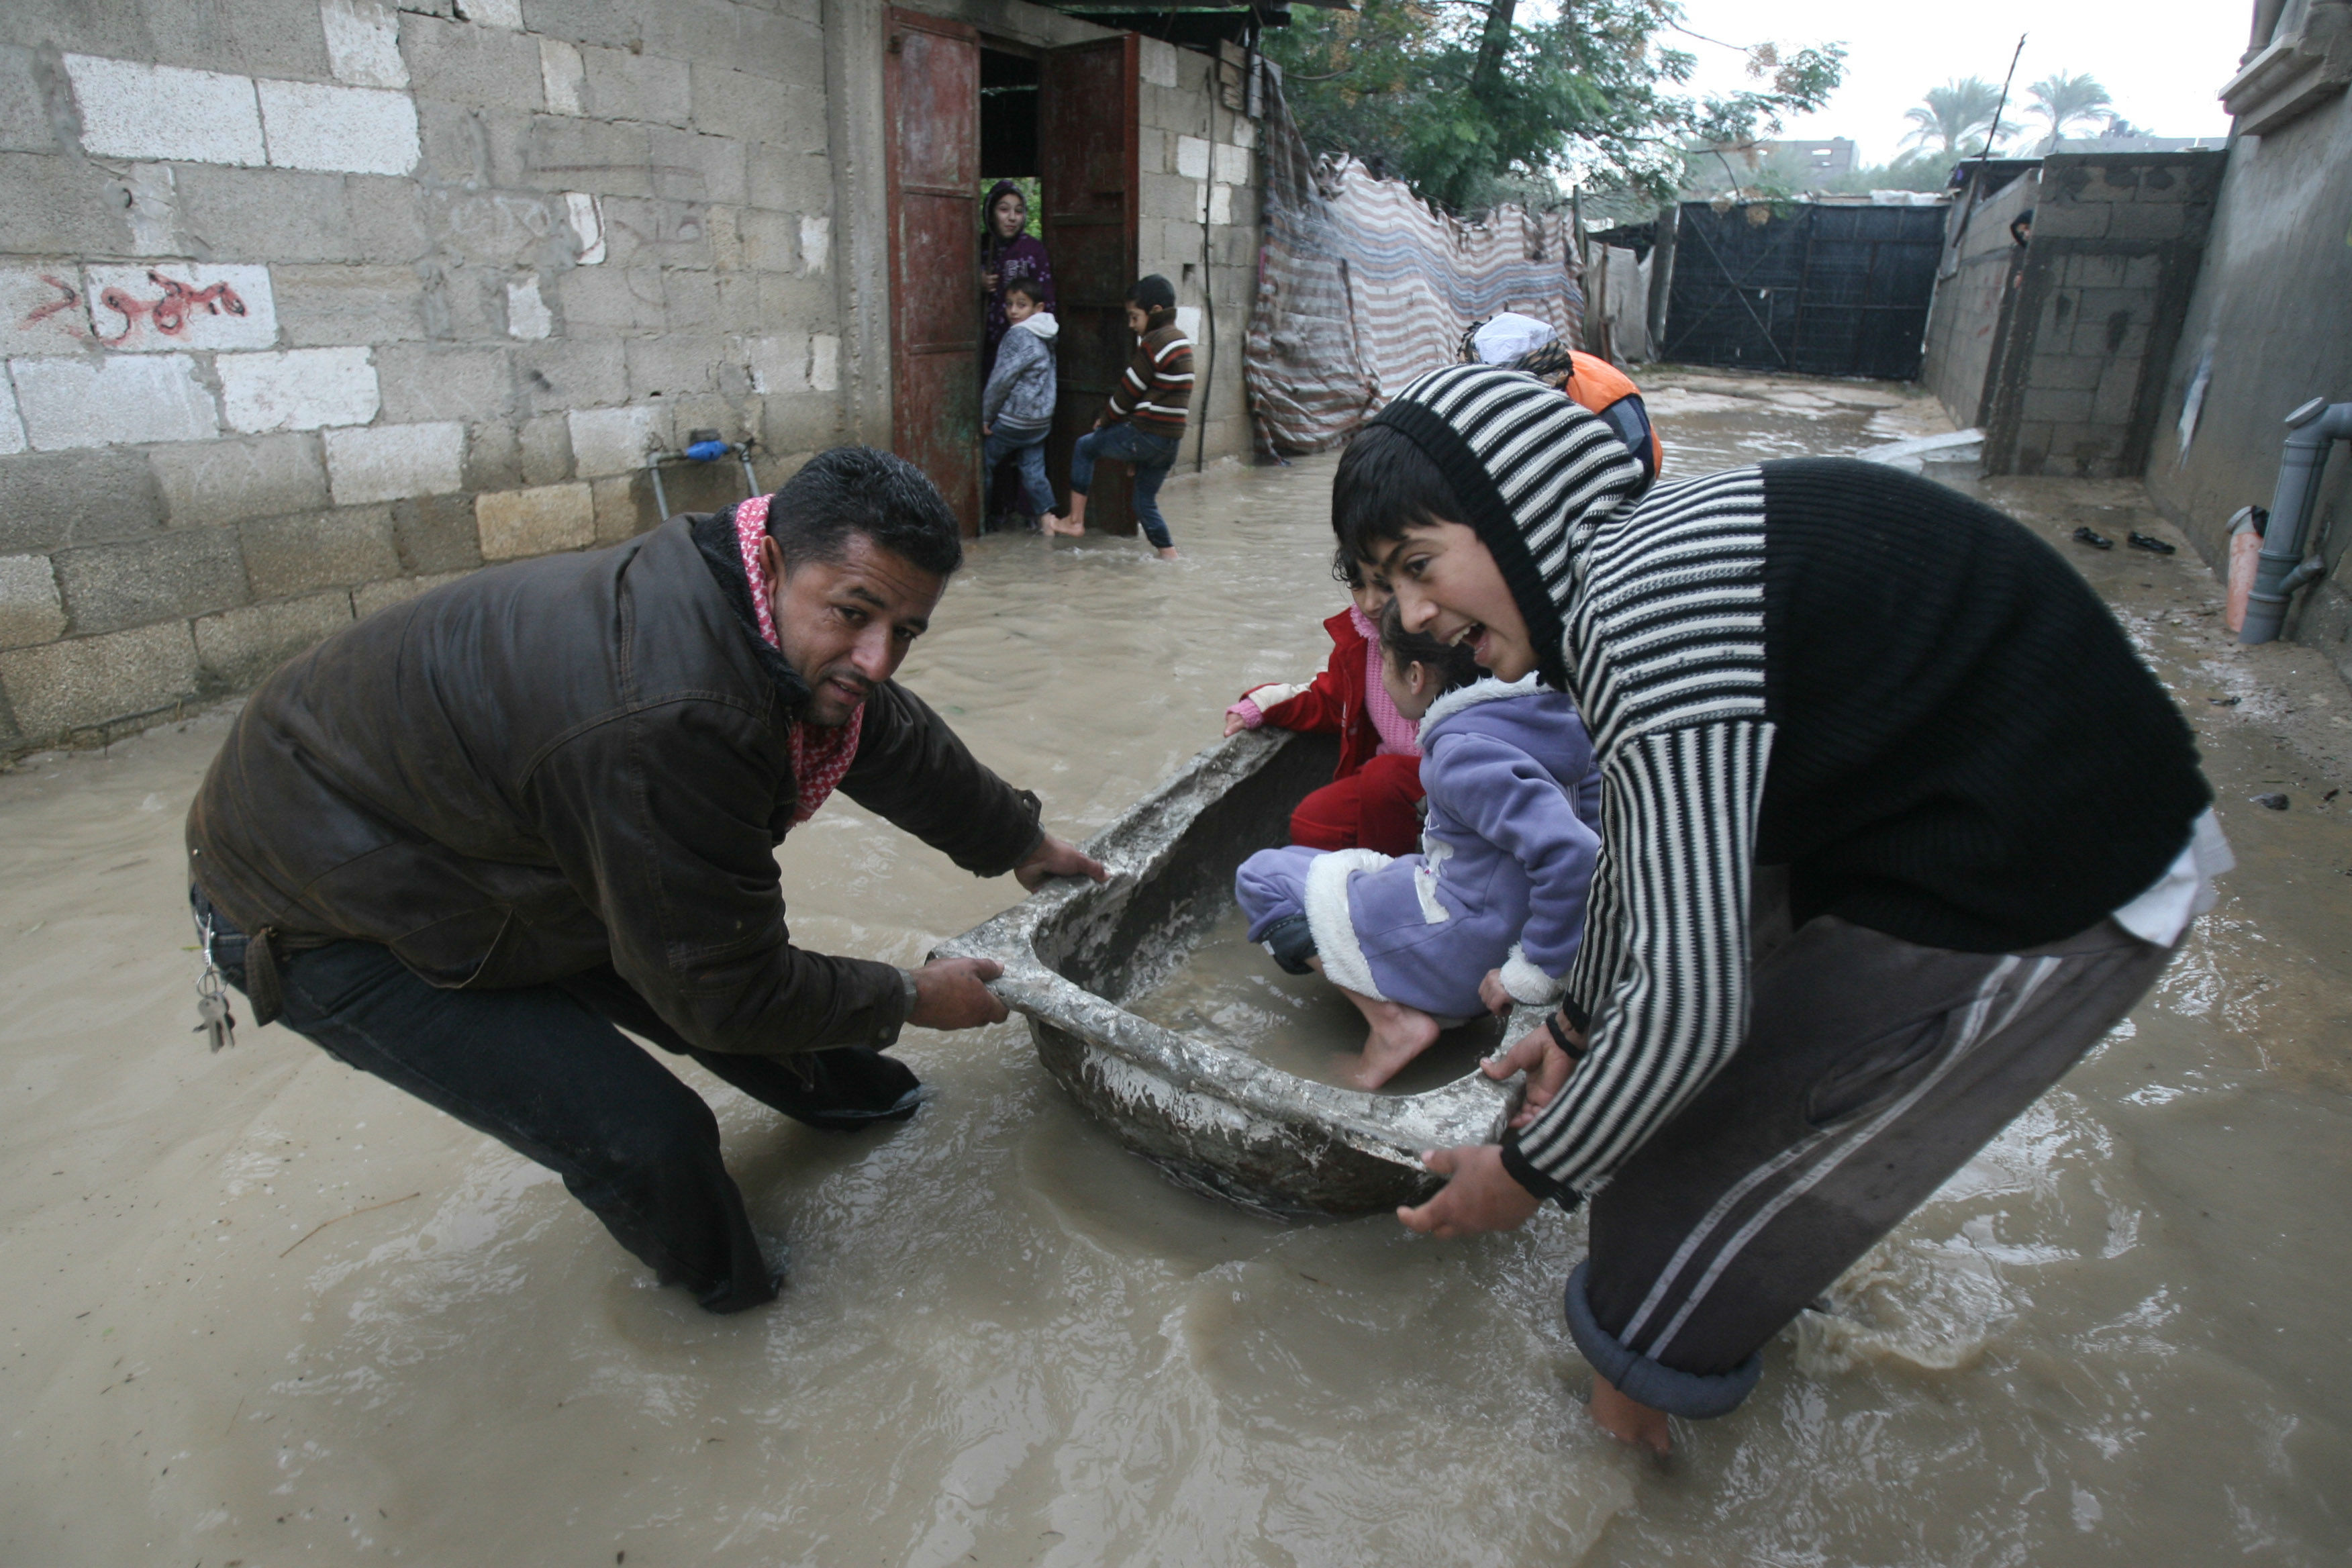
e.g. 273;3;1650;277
1661;201;1945;380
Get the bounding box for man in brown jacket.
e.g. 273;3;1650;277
186;447;1101;1312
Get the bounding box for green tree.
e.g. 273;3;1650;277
1900;77;2018;157
1264;0;1844;215
2026;70;2114;152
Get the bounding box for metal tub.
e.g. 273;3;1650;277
933;730;1523;1218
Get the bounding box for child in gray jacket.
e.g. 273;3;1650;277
980;278;1058;530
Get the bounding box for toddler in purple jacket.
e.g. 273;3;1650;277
1235;603;1602;1087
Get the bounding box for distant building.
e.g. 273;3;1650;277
1758;138;1859;180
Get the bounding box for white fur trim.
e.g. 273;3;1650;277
1243;681;1306;714
1304;848;1391;1000
1417;672;1543;744
1499;942;1567;1006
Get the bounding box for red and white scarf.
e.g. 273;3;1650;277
734;495;863;825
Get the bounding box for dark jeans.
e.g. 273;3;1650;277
190;888;918;1313
982;428;1052;518
1071;423;1179;548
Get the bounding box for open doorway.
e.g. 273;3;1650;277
882;10;1138;538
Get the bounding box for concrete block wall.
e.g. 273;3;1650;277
1134;37;1256;464
0;0;846;755
1979;152;2225;479
1920;171;2037;431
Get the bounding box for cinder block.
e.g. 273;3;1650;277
9;354;217;450
0;370;19;456
2063;254;2127;289
83;262;276;352
594;195;713;268
324;422;464;504
1213;143;1249;185
1208;183;1232;226
2034;355;2105;392
626;334;720;400
591;471;650;540
464;419;522;492
558;264;665;331
2020;386;2095;424
193;591;354;691
652;128;748;206
390;491;481;573
746;141;828;213
461;0;522;26
567;190;605;263
240;506;399;597
477;481;593;559
54;527;246;634
0;152;133;256
0;620;199;738
324;0;408;88
0;265;99;353
151;433;330;526
520;0;643;50
375;344;513;424
658;266;720;331
64;54;264;165
423;188;563;267
2031;203;2108;240
1175;135;1210;180
2108;203;2186;240
354;569;467;620
810;333;838;393
517;337;625;412
258;80;420;177
518;411;571;483
1140;36;1179;88
177;165;358;262
739;333;803;395
568;403;663;476
271;264;428;346
2092;362;2144;427
582;44;688;127
219;346;382;434
738;207;797;273
401;12;541;107
142;0;332;80
0;448;166;551
0;44;53;152
526;115;653;196
540;37;585;114
0;553;64;648
124;161;185;258
1229;116;1257;151
506;272;553;339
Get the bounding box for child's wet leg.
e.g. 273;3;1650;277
1590;1373;1672;1456
1314;963;1440;1087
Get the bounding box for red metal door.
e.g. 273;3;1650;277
884;10;981;536
1040;35;1139;534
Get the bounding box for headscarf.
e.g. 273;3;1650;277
733;494;864;824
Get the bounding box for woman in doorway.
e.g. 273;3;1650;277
981;180;1056;381
981;179;1057;530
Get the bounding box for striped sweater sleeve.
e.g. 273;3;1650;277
1503;718;1773;1197
1107;331;1194;430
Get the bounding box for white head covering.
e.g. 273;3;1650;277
1468;311;1561;365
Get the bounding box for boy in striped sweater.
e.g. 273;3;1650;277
1043;275;1192;558
1341;365;2224;1453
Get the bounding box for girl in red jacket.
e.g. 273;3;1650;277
1222;552;1428;856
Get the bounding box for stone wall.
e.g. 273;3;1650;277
2144;23;2352;676
0;0;847;755
1978;150;2225;479
1133;36;1256;467
1920;170;2037;432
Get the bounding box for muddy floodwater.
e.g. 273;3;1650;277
5;371;2350;1564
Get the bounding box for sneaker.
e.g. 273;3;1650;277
2071;526;2114;550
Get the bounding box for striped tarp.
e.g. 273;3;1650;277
1244;77;1585;456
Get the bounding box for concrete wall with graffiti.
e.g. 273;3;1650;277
0;0;846;754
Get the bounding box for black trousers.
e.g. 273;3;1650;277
193;889;918;1312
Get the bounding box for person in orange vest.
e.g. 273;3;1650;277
1459;313;1662;491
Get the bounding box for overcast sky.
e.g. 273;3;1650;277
1664;0;2248;166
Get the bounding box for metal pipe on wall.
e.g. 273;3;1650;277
2239;397;2352;645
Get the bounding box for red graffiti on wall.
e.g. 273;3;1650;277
93;271;248;344
17;274;90;340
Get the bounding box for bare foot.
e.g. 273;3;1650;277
1348;999;1441;1088
1155;546;1179;560
1590;1373;1671;1456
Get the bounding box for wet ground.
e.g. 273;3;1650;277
3;366;2347;1564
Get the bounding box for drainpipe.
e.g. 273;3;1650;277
2241;398;2352;645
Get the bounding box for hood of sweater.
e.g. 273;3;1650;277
1363;364;1646;692
1014;310;1059;342
1417;673;1590;778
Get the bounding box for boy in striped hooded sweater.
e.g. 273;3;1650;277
1043;275;1192;558
1342;364;2224;1453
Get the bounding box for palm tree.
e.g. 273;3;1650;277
2027;70;2114;152
1901;77;2018;157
